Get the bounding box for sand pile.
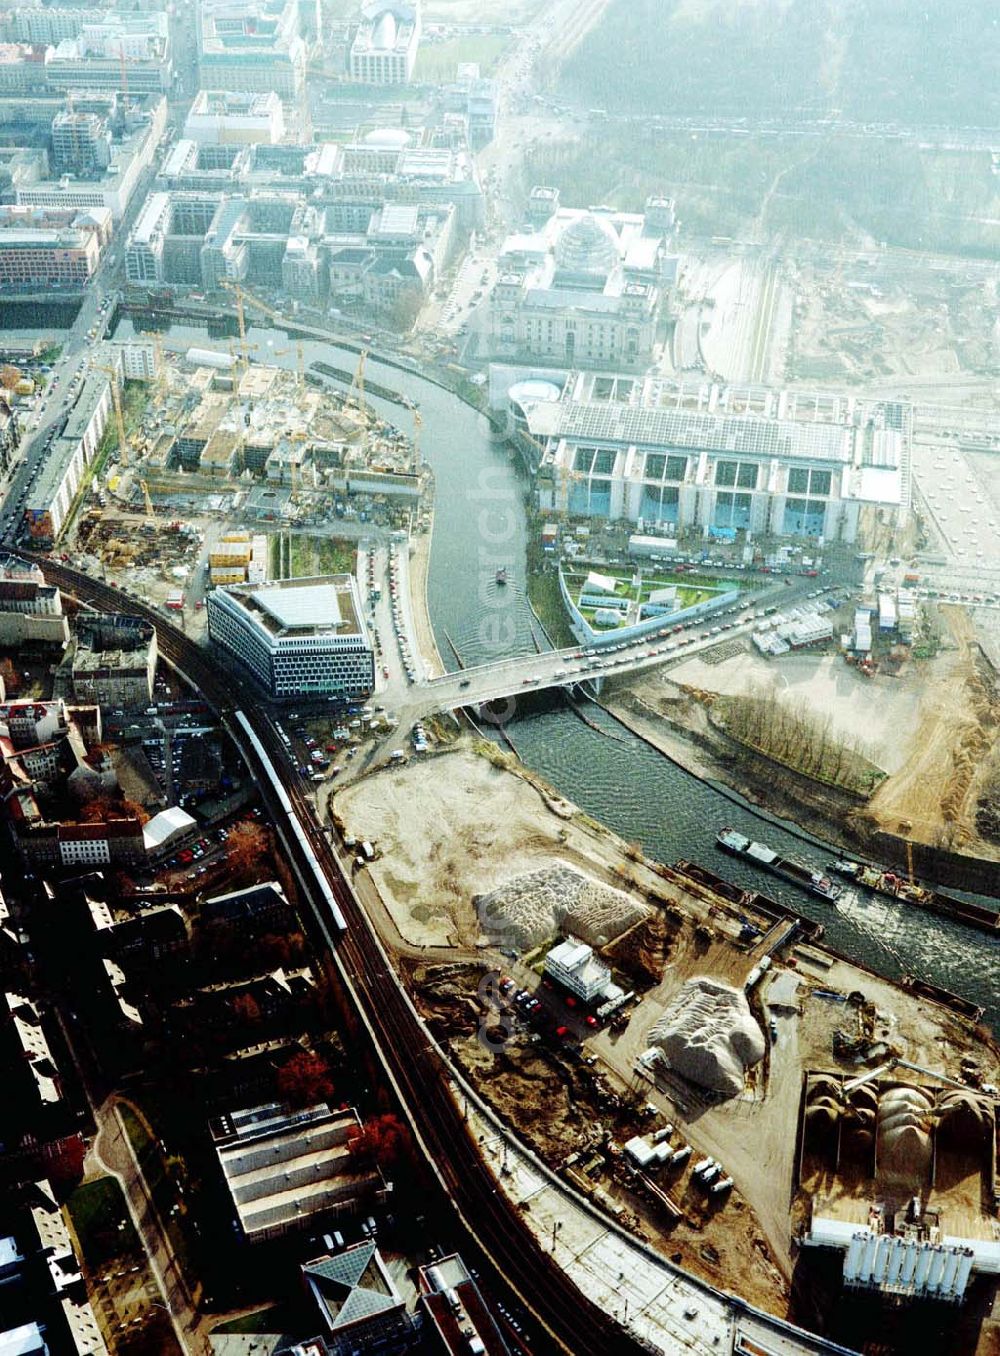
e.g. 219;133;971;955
877;1086;933;1185
473;864;648;951
649;977;765;1098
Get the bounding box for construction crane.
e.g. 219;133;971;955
296;339;305;394
348;348;368;417
220;281;289;373
411;408;422;470
139;479;155;522
90;362;128;467
224;280;251;372
140;331;167;406
224;281;287;328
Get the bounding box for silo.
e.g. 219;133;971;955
927;1246;948;1292
913;1244;933;1290
954;1250;975;1299
900;1239;919;1288
861;1231;878;1282
886;1236;905;1286
844;1232;865;1282
940;1248;961;1294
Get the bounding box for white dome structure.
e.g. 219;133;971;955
371;10;397;50
363;127;410;149
554;212;621;280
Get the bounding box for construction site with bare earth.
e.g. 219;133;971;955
334;742;1000;1350
604;596;1000;881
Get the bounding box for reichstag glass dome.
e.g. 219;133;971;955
553;212;620;280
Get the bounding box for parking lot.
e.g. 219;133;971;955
911;433;1000;597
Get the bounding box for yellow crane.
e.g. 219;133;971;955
139;478;155;522
223;280;251;372
223;281;287;328
220;281;287;374
90;362;128;467
412;407;422;470
140;331;167;406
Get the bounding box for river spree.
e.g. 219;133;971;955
115;317;1000;1028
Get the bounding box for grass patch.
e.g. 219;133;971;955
519;124;1000;255
526;570;576;648
289;534;357;578
67;1177;143;1270
214;1306;287;1335
414;33;510;82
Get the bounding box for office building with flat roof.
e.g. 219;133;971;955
211;1101;387;1243
184;90;285;145
198;0;305;99
525;371;911;544
207;575;374;700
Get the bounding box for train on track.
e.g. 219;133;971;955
233;710;347;935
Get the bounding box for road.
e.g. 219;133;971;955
93;1101;202;1355
368;576;835;733
0;159;161;547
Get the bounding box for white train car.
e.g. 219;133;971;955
233;709;347;934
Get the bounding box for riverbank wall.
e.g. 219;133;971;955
604;685;1000;905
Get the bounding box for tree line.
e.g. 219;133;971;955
715;684;882;795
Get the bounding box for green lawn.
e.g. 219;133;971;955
67;1177;143;1270
526;569;576;648
214;1306;288;1335
414;34;510;82
289;533;357;577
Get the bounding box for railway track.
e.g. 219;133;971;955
33;558;653;1356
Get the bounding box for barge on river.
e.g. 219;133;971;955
830;858;1000;934
716;828;841;901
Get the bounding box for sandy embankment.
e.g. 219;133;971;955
407;522;446;679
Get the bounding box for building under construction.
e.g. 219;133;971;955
132;346;424;512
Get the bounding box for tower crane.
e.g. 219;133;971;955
220;280;251;372
348;348;368;417
140;331;167;406
411;408;422;470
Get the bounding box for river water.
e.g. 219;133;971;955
115;317;1000;1028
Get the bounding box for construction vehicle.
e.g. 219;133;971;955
139;479;155;523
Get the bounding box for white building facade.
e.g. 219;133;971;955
207;576;375;699
348;1;421;84
525;373;910;545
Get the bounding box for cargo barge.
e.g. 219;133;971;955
716;828;841;901
310;360;415;408
672;859;825;941
829;858;1000;934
